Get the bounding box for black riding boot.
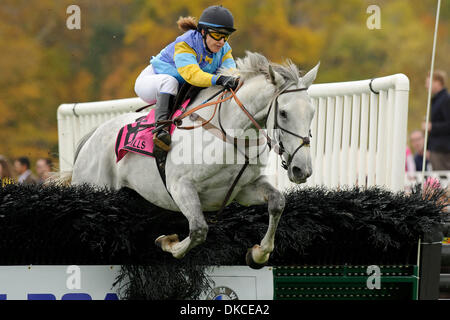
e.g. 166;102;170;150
153;93;175;157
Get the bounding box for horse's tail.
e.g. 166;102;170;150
74;127;98;165
44;171;73;187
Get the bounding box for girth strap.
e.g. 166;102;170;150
209;161;249;223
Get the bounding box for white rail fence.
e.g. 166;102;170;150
57;74;410;191
265;74;410;192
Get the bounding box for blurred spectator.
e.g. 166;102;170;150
36;158;53;183
422;70;450;170
0;155;16;185
409;130;431;171
405;145;416;173
14;157;38;185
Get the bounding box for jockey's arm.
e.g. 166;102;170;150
174;42;235;87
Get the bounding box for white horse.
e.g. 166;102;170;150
71;52;319;268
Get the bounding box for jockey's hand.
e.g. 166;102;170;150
217;75;240;91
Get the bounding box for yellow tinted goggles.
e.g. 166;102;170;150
208;31;230;42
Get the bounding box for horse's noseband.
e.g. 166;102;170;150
278;131;311;170
268;84;311;171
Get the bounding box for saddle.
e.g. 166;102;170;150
114;83;202;191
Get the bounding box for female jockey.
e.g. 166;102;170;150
134;5;240;156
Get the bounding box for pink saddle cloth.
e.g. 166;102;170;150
115;99;190;162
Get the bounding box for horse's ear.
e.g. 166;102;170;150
268;65;284;88
301;62;320;88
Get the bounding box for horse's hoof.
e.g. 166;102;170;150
155;235;166;249
155;234;179;251
245;247;268;270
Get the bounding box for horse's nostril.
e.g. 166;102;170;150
292;166;312;179
292;166;303;177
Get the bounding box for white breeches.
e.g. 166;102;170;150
134;65;179;104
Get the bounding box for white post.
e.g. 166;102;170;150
340;95;352;186
367;92;378;187
324;97;335;186
349;94;361;186
331;96;343;187
375;90;388;186
307;99;319;187
314;97;327;186
385;88;396;185
390;75;410;191
57;104;76;172
359;93;369;188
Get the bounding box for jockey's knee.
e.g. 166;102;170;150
134;77;158;104
189;225;208;244
160;76;179;96
134;66;179;103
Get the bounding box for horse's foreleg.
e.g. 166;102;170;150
155;178;208;259
235;175;285;269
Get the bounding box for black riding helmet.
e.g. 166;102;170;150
197;5;236;34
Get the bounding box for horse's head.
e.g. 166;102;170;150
265;62;319;184
227;52;319;183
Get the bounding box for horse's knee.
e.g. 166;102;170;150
189;225;208;244
268;191;285;215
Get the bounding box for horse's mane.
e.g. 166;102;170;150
219;51;302;84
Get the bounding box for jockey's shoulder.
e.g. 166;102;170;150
176;29;200;43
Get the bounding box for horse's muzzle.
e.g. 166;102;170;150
290;165;312;184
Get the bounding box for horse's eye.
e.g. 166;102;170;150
279;110;287;119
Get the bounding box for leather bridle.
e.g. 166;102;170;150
265;82;311;170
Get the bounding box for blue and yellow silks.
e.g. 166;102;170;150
150;30;236;87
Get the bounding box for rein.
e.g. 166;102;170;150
174;82;275;151
172;82;245;130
